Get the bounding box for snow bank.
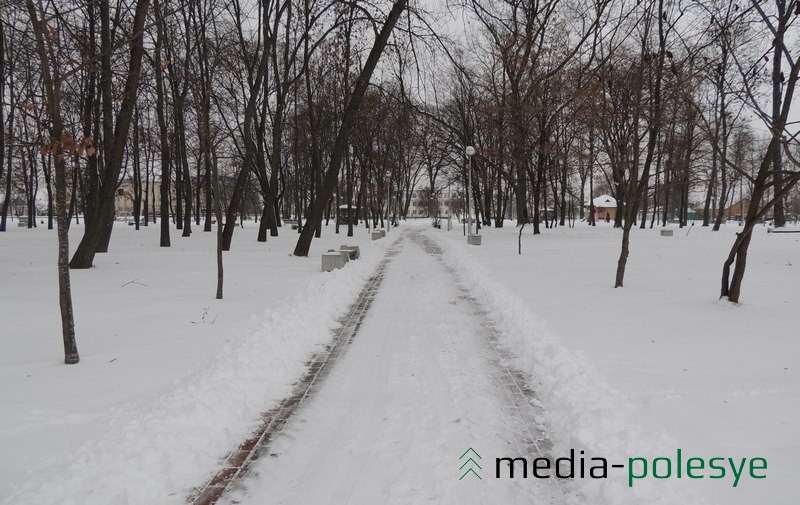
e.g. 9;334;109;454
431;233;707;505
3;233;399;505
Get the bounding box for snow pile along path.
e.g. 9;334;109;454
3;234;400;505
431;231;708;505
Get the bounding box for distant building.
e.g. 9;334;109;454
113;178;212;219
407;187;462;218
724;198;751;221
588;195;617;222
706;198;773;222
114;180;169;217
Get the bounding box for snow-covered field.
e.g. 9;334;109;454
1;218;797;505
0;220;394;504
436;220;799;505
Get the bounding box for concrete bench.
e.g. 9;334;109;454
660;229;673;237
340;245;360;260
467;234;482;245
371;231;383;240
321;250;350;271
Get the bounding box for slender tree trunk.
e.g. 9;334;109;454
196;155;202;227
204;158;212;231
0;18;5;232
143;135;150;226
211;147;224;299
132;111;142;230
703;157;716;226
511;119;530;225
293;0;407;256
67;164;78;229
615;0;666;287
26;0;80;363
175;138;183;229
772;0;786;228
559;162;567;227
174;103;192;236
589;168;595;226
154;0;170;247
43;153;54;229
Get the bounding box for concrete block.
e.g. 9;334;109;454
322;251;349;271
467;234;482;246
371;231;383;240
660;229;673;237
380;229;386;237
340;245;360;260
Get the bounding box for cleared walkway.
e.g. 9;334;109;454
220;230;562;504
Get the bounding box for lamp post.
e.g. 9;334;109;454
465;146;475;236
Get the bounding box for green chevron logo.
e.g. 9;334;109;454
459;447;483;480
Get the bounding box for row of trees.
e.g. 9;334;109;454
2;0;800;363
4;0;419;363
427;0;800;297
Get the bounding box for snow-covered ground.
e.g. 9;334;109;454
0;220;393;504
1;218;797;505
435;220;799;505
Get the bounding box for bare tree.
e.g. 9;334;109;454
24;0;83;364
69;0;153;268
293;0;408;256
719;0;800;302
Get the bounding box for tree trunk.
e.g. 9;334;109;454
293;0;407;256
721;2;800;301
132;112;142;230
204;158;212;231
615;218;633;288
222;165;250;250
211;146;224;299
772;0;786;228
69;0;151;267
174;101;192;237
143;137;150;226
26;0;80;364
615;0;666;287
154;0;170;247
0;18;5;232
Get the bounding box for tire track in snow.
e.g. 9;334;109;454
409;230;566;496
188;236;405;505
